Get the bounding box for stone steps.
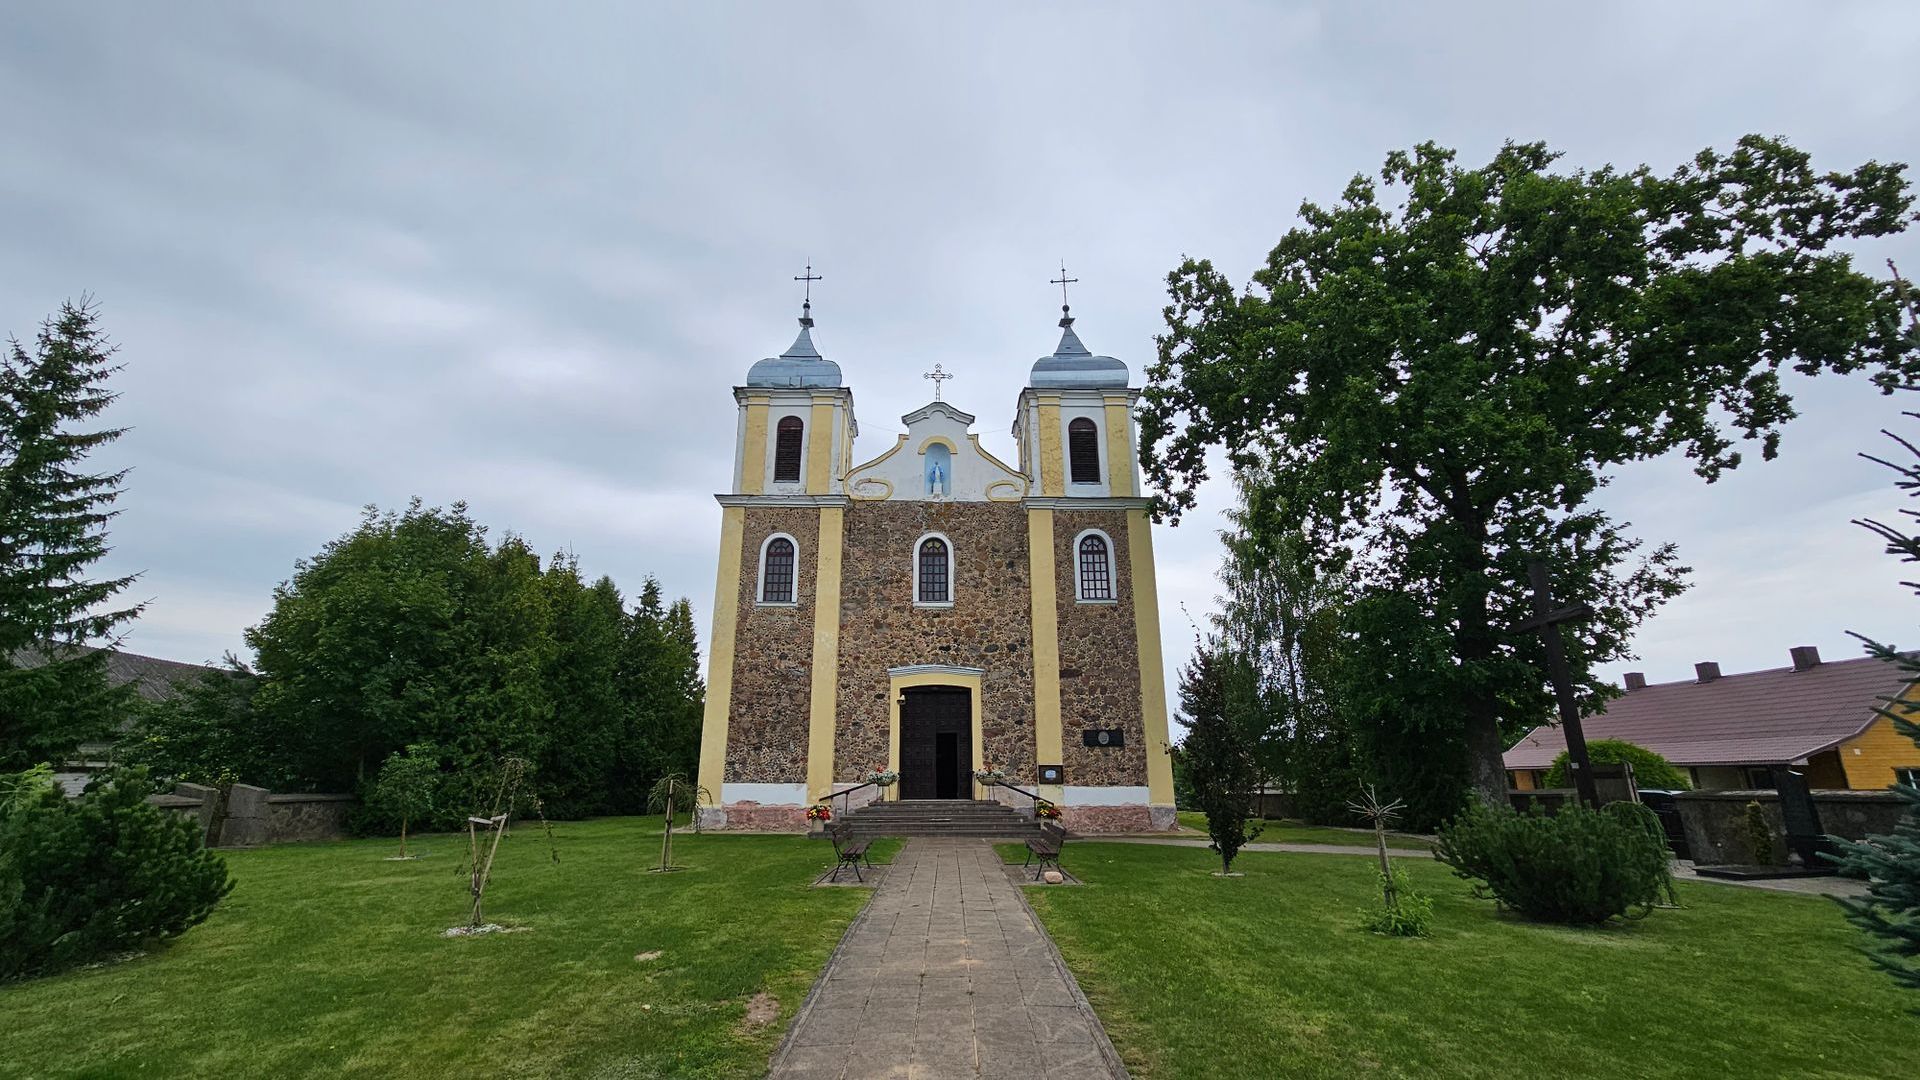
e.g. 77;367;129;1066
839;799;1043;839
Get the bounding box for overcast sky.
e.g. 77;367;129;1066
4;3;1918;724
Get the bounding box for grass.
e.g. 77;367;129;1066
0;817;881;1079
1174;810;1432;851
1021;842;1920;1079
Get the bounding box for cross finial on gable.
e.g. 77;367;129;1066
923;362;953;402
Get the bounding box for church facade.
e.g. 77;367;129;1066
694;301;1177;833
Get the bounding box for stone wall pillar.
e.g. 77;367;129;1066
217;783;271;847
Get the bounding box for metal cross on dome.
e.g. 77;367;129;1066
1050;260;1079;317
923;363;953;401
793;260;822;327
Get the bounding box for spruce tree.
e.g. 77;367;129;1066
1832;418;1920;994
1177;643;1264;874
0;301;141;770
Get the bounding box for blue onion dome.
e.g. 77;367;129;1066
1030;310;1127;388
746;303;843;388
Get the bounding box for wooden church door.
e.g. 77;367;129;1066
900;687;972;799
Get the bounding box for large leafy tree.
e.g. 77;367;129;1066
0;301;142;770
1142;137;1919;810
244;501;554;792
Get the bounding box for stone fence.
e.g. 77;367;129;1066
1672;789;1904;866
147;782;355;848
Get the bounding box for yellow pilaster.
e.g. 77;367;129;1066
1036;397;1064;496
1103;398;1135;497
1127;508;1176;807
806;399;836;494
1027;508;1064;801
806;506;844;801
697;505;747;806
739;400;769;495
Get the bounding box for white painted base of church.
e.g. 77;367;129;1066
1059;785;1151;806
695;784;1177;834
722;782;808;805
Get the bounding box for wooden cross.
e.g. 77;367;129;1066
1511;558;1601;808
1050;261;1078;311
923;362;953;401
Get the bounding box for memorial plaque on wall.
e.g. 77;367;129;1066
1038;764;1064;784
1082;728;1125;748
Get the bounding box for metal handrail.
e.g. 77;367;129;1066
828;779;882;818
986;778;1043;804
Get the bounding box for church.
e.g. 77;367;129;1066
694;285;1177;833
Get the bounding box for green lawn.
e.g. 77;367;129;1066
0;817;881;1079
1175;810;1432;851
1022;842;1919;1079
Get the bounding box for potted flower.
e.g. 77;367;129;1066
805;804;832;824
1034;799;1062;820
973;763;1008;784
862;767;898;787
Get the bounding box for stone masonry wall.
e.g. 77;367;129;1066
1053;510;1147;787
833;502;1037;782
724;506;821;784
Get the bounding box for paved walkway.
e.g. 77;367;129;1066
769;839;1126;1080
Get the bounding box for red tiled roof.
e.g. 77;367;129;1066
1503;655;1913;770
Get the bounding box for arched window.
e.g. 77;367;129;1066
773;415;804;483
1076;531;1113;602
916;535;951;605
1067;417;1100;484
760;535;796;604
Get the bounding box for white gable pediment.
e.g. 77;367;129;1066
846;399;1027;503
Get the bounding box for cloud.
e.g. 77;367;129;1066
0;1;1912;728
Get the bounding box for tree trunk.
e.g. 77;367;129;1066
660;792;674;870
399;816;409;859
1375;822;1395;907
1453;543;1511;810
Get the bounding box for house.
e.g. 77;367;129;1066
1503;646;1920;791
12;643;215;705
11;644;219;792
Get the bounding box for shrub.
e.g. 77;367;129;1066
1744;799;1779;865
1542;739;1690;791
1358;868;1434;937
1435;801;1671;925
0;767;233;980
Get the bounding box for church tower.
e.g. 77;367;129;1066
696;280;1176;833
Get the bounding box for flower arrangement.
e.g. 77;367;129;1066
805;804;832;823
862;768;899;787
1034;800;1062;820
973;762;1008;783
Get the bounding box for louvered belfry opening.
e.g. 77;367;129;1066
1067;417;1100;484
773;415;804;482
761;537;795;603
1078;534;1112;600
918;537;950;603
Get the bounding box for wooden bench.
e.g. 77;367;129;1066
1024;821;1066;880
821;820;873;884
